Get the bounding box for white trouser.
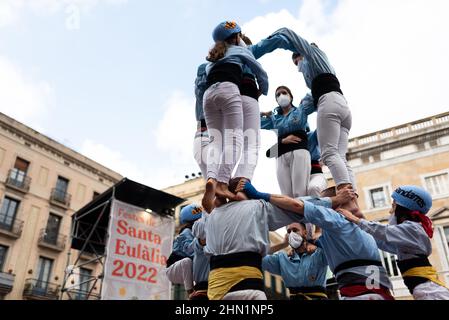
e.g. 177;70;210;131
317;92;357;191
308;173;328;197
234;95;260;181
193;130;210;179
341;294;386;300
276;149;311;198
306;172;327;238
203;82;243;184
165;258;193;291
222;290;267;300
413;281;449;300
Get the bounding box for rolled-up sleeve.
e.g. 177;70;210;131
303;201;344;231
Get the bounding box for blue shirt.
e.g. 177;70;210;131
206;45;269;95
194;63;208;121
172;228;195;259
359;220;432;261
261;97;315;137
303;201;381;273
308;130;321;162
192;239;210;284
262;249;328;289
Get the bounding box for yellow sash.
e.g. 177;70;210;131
207;266;263;300
290;292;328;300
402;266;449;290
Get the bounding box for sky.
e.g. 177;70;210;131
1;0;449;194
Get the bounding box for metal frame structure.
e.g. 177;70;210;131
60;178;185;300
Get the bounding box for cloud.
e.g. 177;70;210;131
80;138;190;190
154;91;197;164
0;55;54;129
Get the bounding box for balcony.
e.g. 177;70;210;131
0;215;24;239
65;289;100;300
0;271;15;296
50;188;71;209
38;229;67;252
5;169;31;193
23;279;60;300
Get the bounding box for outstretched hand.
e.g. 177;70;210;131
336;208;361;224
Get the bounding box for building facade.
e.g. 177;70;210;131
324;111;449;299
0;113;123;300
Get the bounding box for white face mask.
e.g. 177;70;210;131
289;232;303;249
238;38;247;48
297;59;304;73
277;94;291;108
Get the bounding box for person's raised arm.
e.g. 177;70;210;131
337;208;427;253
269;232;289;254
271;27;316;61
237;181;355;214
249;33;292;59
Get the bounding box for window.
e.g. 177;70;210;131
9;158;30;187
36;257;53;288
55;176;69;196
0;245;7;272
76;268;92;299
424;172;449;197
44;214;62;245
379;250;400;277
366;185;390;209
0;197;20;231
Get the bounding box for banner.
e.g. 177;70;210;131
102;200;174;300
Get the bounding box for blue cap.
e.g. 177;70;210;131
392;185;432;214
212;21;241;42
180;204;203;224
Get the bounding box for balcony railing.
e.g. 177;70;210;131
50;188;71;208
38;228;67;252
0;214;24;239
66;289;100;300
23;279;60;300
0;271;15;296
5;169;31;193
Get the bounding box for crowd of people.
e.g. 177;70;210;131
165;21;449;301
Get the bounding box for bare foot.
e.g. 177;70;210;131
202;179;217;213
216;182;237;201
